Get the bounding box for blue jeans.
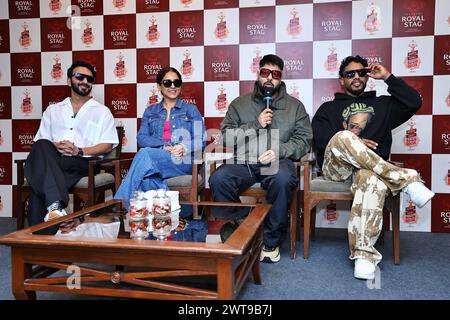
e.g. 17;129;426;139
209;159;299;248
114;147;192;201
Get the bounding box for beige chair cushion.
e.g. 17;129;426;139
166;175;204;188
23;173;115;189
310;176;352;192
73;173;115;188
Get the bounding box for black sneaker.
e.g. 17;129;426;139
260;246;280;263
219;221;239;243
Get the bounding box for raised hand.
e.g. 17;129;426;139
367;64;391;81
258;108;273;128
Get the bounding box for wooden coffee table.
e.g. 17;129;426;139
0;200;270;300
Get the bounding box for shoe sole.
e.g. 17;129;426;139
416;192;435;208
260;253;280;263
354;272;375;280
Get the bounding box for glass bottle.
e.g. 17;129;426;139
151;189;172;240
129;191;149;240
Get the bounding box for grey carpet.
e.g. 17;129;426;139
1;217;449;300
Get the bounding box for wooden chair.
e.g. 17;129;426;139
15;126;124;230
302;154;402;265
113;157;205;218
210;161;300;259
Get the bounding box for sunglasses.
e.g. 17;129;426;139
72;72;95;83
162;79;182;88
343;69;369;79
259;68;282;80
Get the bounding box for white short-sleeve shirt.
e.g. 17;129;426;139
35;97;119;151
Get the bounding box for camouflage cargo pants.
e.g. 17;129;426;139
322;130;422;264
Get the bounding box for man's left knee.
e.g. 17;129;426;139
271;170;298;189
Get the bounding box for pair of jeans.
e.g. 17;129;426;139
209;159;299;248
114;147;192;202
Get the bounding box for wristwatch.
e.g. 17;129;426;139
77;147;84;157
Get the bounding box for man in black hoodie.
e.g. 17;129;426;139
312;55;434;280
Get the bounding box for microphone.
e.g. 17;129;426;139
263;86;274;109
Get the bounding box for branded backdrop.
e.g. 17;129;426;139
0;0;449;233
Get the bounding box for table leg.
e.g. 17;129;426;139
217;259;234;300
12;249;36;300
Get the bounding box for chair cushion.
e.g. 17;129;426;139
310;176;352;192
22;173;115;189
73;173;115;188
166;175;204;188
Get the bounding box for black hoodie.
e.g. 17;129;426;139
312;74;422;168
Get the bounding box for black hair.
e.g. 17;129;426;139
259;54;284;71
339;55;368;78
67;60;97;79
156;67;183;85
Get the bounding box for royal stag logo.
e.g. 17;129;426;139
287;8;302;37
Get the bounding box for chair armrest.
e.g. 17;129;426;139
112;158;134;190
15;159;27;186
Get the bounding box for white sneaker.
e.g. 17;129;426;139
354;258;375;280
260;246;280;263
403;182;435;208
44;209;67;222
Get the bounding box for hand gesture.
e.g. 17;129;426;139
171;144;185;160
258;108;273;128
258;149;276;164
367;64;391;81
361;138;378;150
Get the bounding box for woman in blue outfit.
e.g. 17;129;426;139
114;67;206;202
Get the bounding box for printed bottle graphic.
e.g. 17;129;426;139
403;119;420;149
214;84;228;113
19;21;32;48
287;8;301;37
50;55;63;81
180;0;192;7
147;88;159;106
250;47;262;74
49;0;62;14
114;52;127;79
82;19;94;46
181;49;193;77
289;83;300;100
146;16;160;43
404;40;421;71
402;201;418;225
324;202;339;223
446;91;450;107
113;0;126;10
214;12;229;40
364;2;381;34
21;89;33;115
324;43;338;73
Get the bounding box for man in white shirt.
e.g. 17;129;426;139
24;61;119;227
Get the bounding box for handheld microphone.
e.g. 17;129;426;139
263;86;274;109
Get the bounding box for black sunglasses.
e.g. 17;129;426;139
72;72;95;83
162;79;182;88
343;69;369;79
259;68;282;80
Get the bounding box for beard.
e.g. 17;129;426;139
345;79;367;96
257;80;280;97
71;79;92;97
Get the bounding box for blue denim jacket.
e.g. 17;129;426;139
137;98;206;157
